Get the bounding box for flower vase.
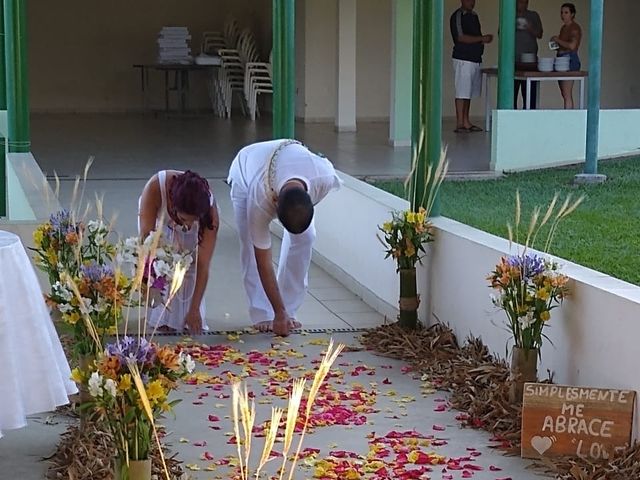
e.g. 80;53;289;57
398;268;420;329
115;457;152;480
509;347;539;403
77;354;95;404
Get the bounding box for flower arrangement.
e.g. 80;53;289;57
487;192;584;402
73;336;195;468
50;261;131;357
377;150;448;329
488;253;569;349
32;209;84;285
487;192;583;350
117;232;194;301
378;208;433;270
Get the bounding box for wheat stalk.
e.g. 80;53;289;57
255;407;283;479
286;340;345;480
278;378;306;480
230;340;345;480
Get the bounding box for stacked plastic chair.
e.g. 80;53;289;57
241;39;273;121
202;17;240;117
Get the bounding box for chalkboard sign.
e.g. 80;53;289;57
521;383;635;460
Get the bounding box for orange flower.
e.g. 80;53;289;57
98;355;121;379
156;346;181;371
65;231;79;245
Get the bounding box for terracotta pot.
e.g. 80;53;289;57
115;458;152;480
509;347;538;403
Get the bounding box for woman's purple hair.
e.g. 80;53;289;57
169;170;215;243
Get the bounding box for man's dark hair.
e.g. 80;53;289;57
561;3;576;15
277;187;314;234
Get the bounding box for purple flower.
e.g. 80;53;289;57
507;253;546;279
105;336;156;367
81;261;114;283
49;209;76;235
151;276;167;291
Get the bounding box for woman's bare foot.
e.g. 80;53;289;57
255;321;272;333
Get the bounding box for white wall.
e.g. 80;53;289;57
299;0;392;123
300;0;338;121
491;109;640;171
312;174;640;437
355;0;391;121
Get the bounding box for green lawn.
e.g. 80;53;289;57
372;157;640;286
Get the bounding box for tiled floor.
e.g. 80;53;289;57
30;113;491;181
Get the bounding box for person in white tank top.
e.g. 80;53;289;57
138;170;219;334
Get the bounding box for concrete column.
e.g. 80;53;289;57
389;0;413;147
335;0;357;132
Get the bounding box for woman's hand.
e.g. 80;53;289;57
185;309;203;335
551;35;559;43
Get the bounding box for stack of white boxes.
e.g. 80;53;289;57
157;26;192;64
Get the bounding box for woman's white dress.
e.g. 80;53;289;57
141;170;209;332
0;230;78;438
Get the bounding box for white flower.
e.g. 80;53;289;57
81;298;94;314
88;372;103;397
53;281;73;301
180;352;196;373
155;247;167;259
153;259;171;278
104;378;117;397
125;237;138;249
519;312;536;330
143;233;155;247
58;303;74;313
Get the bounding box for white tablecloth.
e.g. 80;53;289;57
0;230;78;438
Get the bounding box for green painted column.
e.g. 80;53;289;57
272;0;295;139
410;0;443;216
584;0;604;174
497;0;516;109
0;1;6;217
4;0;30;153
410;0;425;210
390;0;413;146
272;0;283;138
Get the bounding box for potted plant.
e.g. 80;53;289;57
378;151;447;329
487;192;582;403
81;336;195;480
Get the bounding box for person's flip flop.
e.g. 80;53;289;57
454;127;470;133
468;125;483;132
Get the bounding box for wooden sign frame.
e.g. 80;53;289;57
521;383;635;460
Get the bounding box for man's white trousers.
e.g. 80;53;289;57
230;184;315;324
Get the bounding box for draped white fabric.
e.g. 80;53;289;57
0;231;77;438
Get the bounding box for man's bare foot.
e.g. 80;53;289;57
255;321;272;333
272;319;302;337
157;325;177;333
273;317;290;337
